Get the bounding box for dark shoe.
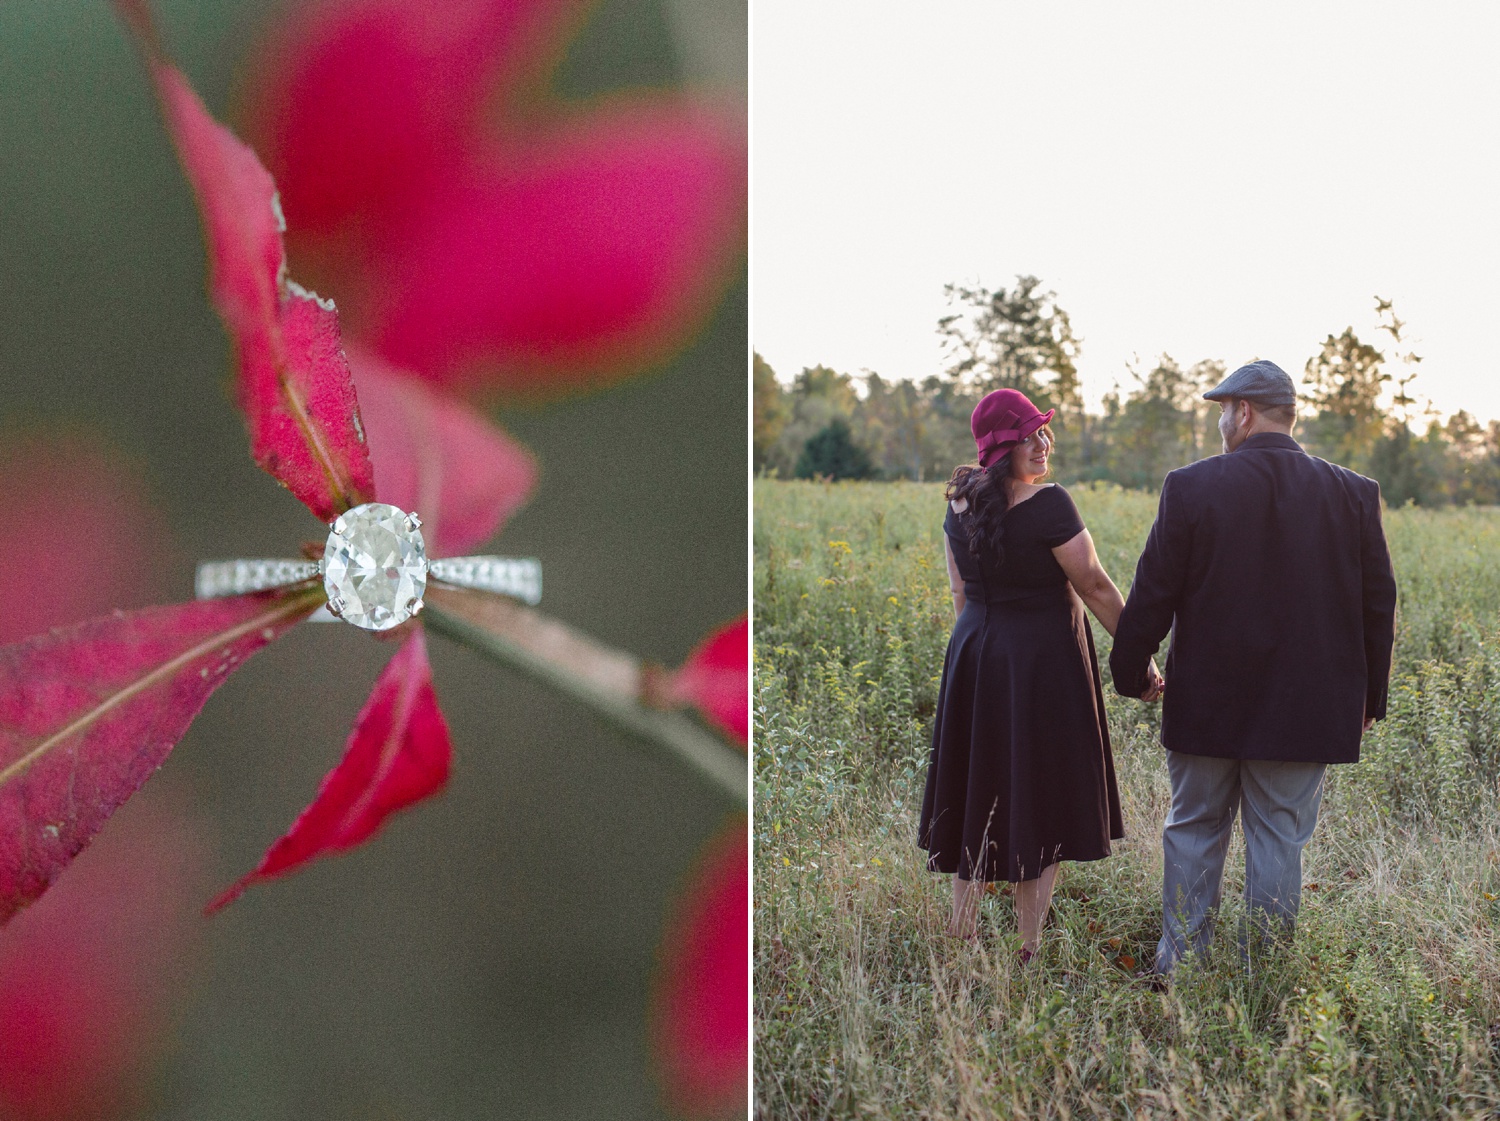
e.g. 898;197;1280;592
1018;946;1036;966
1134;968;1167;993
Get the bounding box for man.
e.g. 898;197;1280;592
1109;359;1398;977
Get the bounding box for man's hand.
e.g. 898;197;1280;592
1362;714;1375;734
1140;659;1165;703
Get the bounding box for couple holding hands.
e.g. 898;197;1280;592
918;360;1398;980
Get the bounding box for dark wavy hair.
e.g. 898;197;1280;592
945;425;1054;565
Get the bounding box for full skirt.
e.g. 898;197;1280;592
917;584;1124;882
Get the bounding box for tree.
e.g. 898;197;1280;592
856;373;927;480
1375;296;1424;430
750;286;1500;508
1445;409;1486;460
1185;359;1227;460
794;418;874;480
908;373;985;478
1109;355;1209;488
1302;327;1387;469
752;352;787;471
1362;298;1447;504
1367;423;1429;506
765;365;861;478
936;276;1083;417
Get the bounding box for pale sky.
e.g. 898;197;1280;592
753;2;1500;424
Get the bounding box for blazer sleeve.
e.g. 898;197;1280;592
1109;472;1191;698
1360;479;1398;721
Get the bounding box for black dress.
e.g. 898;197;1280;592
918;484;1124;882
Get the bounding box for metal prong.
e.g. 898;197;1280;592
332;516;346;535
406;512;423;530
327;594;346;617
408;597;424;616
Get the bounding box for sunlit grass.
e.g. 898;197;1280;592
755;479;1500;1119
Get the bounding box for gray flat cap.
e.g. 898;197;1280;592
1202;359;1297;406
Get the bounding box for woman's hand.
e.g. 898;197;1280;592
1140;658;1165;703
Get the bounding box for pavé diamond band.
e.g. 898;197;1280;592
195;559;323;599
195;501;540;632
193;556;542;602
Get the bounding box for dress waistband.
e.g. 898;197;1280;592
962;581;1072;606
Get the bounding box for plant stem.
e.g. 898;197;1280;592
422;590;746;806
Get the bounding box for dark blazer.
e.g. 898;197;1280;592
1109;432;1397;764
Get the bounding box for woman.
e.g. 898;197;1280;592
918;388;1162;959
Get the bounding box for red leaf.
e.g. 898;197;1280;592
243;0;747;395
650;818;747;1119
209;628;451;911
369;105;748;392
350;347;537;556
116;4;376;521
664;616;748;745
232;279;377;521
0;594;318;924
242;0;580;248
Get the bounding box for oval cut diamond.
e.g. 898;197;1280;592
323;503;428;631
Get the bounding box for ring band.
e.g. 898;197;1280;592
428;557;541;604
194;556;542;605
194;501;540;632
195;559;321;599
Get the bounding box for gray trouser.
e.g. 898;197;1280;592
1156;751;1327;974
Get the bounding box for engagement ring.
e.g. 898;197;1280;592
195;501;541;631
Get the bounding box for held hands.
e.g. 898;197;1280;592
1140;658;1165;703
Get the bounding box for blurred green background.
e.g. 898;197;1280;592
0;0;746;1117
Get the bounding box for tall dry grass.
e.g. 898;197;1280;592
755;480;1500;1119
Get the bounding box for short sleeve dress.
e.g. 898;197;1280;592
918;484;1124;882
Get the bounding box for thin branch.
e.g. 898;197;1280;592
422;589;746;806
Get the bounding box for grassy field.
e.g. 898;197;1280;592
754;479;1500;1119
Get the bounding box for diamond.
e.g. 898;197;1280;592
322;502;428;631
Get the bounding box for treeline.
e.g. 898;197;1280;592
754;279;1500;506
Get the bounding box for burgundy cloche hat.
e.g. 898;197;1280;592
970;388;1055;469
